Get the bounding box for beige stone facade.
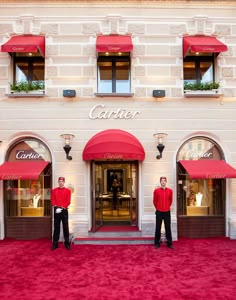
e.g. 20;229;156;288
0;0;236;240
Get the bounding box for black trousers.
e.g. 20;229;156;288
53;208;69;244
154;210;172;245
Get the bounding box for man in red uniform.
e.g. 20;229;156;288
153;176;173;249
51;177;71;250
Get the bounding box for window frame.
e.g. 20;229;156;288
97;54;132;95
13;52;45;84
183;54;216;85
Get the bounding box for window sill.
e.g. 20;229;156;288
94;93;134;97
6;91;46;98
184;90;222;98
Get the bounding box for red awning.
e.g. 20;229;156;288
0;161;49;180
96;35;133;52
183;35;228;57
83;129;145;161
1;35;45;57
179;160;236;179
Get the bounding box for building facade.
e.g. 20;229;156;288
0;0;236;241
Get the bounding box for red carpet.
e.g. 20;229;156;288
0;237;236;300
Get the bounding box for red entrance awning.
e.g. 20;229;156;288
0;161;49;180
96;35;133;52
82;129;145;161
183;35;228;57
1;35;45;57
179;160;236;179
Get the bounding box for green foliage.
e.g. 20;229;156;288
184;82;220;91
10;81;44;93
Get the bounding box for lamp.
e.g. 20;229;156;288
153;133;168;159
60;134;75;160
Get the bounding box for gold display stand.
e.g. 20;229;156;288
187;206;209;216
21;207;44;217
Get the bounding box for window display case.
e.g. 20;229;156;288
5;177;51;217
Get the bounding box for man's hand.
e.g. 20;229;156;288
55;208;63;214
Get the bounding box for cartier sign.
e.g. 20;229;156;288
104;153;124;159
12;47;25;51
186;151;212;159
16;150;44;160
89;104;140;119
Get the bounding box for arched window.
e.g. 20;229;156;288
4;138;52;218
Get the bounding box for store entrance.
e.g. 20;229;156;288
91;161;138;231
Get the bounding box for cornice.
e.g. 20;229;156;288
0;0;235;6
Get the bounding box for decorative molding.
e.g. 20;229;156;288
106;15;121;34
0;0;235;5
194;15;208;34
94;93;134;98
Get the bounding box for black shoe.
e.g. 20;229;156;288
64;243;71;250
167;244;174;249
51;243;58;251
154;243;160;249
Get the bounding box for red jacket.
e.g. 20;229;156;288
51;187;71;209
153;187;173;212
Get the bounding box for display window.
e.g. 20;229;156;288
177;177;225;217
176;136;229;238
177;137;225;217
2;138;52;239
4;139;51;218
5;175;51;218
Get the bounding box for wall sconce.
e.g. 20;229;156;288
153;133;168;159
60;134;75;160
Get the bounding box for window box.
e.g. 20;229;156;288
184;82;222;98
7;91;45;98
7;81;45;97
184;89;222;98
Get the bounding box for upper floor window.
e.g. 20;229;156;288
1;35;45;93
184;54;215;85
183;35;228;90
96;35;133;95
13;52;44;83
97;53;131;93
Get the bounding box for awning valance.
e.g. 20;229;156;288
183;36;228;57
1;35;45;57
0;161;49;180
82;129;145;161
96;35;133;52
179;160;236;179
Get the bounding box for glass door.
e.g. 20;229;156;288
91;162;103;232
91;161;138;231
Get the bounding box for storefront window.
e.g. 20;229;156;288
5;176;51;217
177;177;225;217
4;138;52;218
177;137;225;217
